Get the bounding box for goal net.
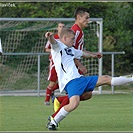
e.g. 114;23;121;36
0;18;103;93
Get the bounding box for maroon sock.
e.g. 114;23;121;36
52;97;69;118
57;95;68;104
45;86;52;102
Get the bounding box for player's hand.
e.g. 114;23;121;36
45;32;53;38
45;32;57;44
95;52;102;59
91;52;102;59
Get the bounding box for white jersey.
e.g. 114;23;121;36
51;40;83;93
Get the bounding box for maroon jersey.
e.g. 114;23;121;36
71;24;84;50
45;34;60;60
45;34;59;82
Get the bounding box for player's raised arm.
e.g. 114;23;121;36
45;32;57;45
82;50;102;59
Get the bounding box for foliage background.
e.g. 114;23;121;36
0;2;133;75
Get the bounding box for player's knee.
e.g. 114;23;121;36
82;92;92;100
101;75;111;84
87;93;92;99
97;75;111;86
49;81;56;88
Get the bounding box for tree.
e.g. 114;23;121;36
1;2;133;74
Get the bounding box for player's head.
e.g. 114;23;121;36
60;28;75;47
57;22;65;36
74;7;90;28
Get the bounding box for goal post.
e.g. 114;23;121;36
0;18;103;94
0;38;3;54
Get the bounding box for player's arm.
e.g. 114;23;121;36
44;40;52;53
74;59;87;74
82;50;102;59
45;32;57;45
45;48;51;53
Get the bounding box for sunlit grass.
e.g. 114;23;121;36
0;93;132;132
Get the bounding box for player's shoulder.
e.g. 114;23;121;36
54;34;59;39
71;24;81;32
71;46;79;52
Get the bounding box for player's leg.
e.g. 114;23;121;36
52;95;68;112
45;81;56;105
46;76;98;130
52;91;92;113
55;91;92;104
49;66;59;98
52;83;59;91
96;75;133;87
50;85;93;121
52;91;92;114
53;95;68;104
47;95;80;130
50;82;59;99
80;91;92;100
51;95;69;118
44;63;58;105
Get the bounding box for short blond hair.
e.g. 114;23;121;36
60;28;75;39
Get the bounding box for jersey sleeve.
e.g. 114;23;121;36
73;48;83;59
51;40;61;52
45;41;51;49
71;24;84;50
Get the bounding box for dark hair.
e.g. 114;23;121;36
74;7;89;19
58;21;65;24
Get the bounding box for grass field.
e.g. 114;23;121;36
0;93;133;132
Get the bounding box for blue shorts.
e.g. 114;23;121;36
64;76;98;98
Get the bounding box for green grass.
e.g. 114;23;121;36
0;94;133;132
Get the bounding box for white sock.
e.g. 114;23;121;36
51;107;69;126
111;76;133;86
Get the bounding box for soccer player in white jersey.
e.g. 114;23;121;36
45;28;133;130
51;7;92;117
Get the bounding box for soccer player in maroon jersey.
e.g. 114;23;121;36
44;22;65;105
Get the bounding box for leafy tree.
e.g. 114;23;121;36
0;2;133;74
